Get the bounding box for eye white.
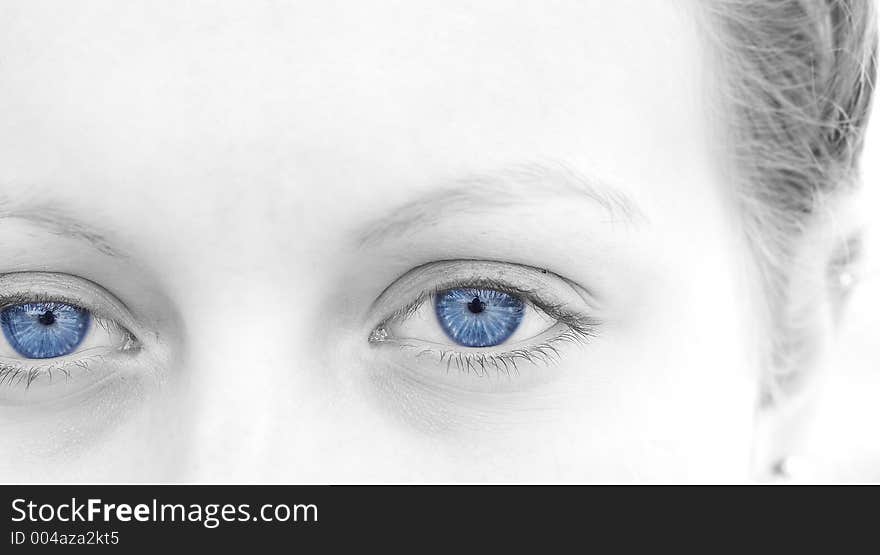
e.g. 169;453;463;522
0;310;132;360
387;294;558;347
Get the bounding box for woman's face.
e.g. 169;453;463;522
0;0;760;481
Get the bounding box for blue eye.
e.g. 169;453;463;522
0;302;91;359
434;288;524;347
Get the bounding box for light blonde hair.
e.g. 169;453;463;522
706;1;877;400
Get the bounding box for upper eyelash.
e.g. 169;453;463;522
374;277;594;332
0;292;96;310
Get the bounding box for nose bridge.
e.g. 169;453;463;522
162;179;339;481
183;292;274;478
175;258;316;480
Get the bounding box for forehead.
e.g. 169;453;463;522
0;0;715;240
0;3;703;151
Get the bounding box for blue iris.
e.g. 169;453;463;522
0;302;91;359
435;288;524;347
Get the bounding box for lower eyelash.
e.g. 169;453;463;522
392;324;598;379
0;331;139;390
0;354;105;389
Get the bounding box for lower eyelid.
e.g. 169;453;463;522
367;346;582;402
0;342;156;407
372;320;596;388
0;324;142;402
0;360;109;404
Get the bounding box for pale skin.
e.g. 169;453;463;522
0;0;823;482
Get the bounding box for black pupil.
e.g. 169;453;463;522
38;310;56;326
467;296;486;314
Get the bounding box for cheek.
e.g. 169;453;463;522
540;232;761;479
0;374;172;481
613;271;757;478
537;312;756;480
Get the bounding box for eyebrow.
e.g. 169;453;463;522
356;161;646;249
0;205;124;258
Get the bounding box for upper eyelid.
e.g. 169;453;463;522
0;272;142;340
381;283;559;329
367;259;598;327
